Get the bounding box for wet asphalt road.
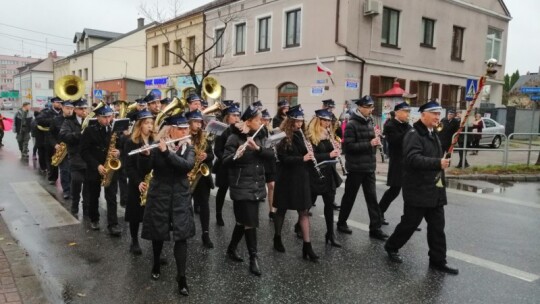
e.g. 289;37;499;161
0;113;539;304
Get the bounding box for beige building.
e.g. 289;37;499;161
201;0;510;117
54;19;154;102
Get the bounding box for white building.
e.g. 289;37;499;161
13;52;60;109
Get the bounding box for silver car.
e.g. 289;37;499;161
478;117;505;148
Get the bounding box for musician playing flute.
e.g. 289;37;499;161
272;105;319;262
336;96;388;241
124;110;154;255
222;105;274;276
306;109;343;248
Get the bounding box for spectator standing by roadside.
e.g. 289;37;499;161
470;113;483;155
0;112;5;147
14;102;33;159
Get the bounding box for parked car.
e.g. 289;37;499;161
1;100;13;110
478;117;505;148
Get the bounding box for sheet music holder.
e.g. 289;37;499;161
205;120;228;136
265;131;286;148
111;118;130;133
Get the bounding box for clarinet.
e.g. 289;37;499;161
326;128;348;175
299;129;324;179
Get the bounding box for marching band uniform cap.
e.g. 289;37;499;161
135;98;147;106
322;99;336;108
277;100;290;108
160;97;171;106
135;110;153;121
419;100;442;113
261;109;271;119
61;100;74;107
393;102;410;112
353;95;374;107
186;109;204;121
94;105;114;117
112;100;122;106
286;105;304;120
224;103;241;115
447;109;456;114
252;100;263;109
165;114;189;128
315;108;333;120
186;94;202;103
241;105;260;121
51;96;62;103
201;99;208;108
144;89;162;103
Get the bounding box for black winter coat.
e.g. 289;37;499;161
343;110;377;173
80;124;118;181
140;142;196;241
222;126;273;202
384;118;412;186
124;139;150;223
49;115;67;146
59;115;86;171
310;138;342;195
36;107;61;146
274;131;312;211
438;117;460;153
213;125;233;187
402;121;447;208
272;114;285;129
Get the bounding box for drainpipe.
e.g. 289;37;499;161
202;13;207;90
335;0;365;98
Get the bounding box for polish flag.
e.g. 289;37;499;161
316;56;333;76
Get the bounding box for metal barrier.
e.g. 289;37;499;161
505;133;540;166
451;132;507;169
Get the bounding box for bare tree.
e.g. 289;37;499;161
140;0;239;97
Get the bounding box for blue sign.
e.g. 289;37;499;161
531;95;540;101
465;79;478;101
145;77;169;89
345;79;359;90
310;86;324;96
520;87;540;94
93;90;103;99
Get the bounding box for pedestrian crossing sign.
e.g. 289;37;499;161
465;79;478;101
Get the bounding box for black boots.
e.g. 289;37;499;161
302;242;319;262
245;228;261;276
202;232;214;249
216;212;225;226
273;235;285;252
177;275;189;296
227;225;244;262
130;238;142;255
325;232;342;248
293;223;302;238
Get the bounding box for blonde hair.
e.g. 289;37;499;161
306;116;328;146
131;118;155;144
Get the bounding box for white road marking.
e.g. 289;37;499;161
10;181;80;229
330;216;539;283
447;250;539;283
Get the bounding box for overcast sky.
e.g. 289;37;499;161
0;0;537;75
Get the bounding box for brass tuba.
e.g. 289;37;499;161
55;75;86;101
154;96;189;131
202;76;221;99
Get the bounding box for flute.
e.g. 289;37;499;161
128;135;191;155
299;129;324;179
233;124;265;160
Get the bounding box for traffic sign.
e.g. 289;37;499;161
465;79;478;101
93;89;103;99
520;87;540;94
531;95;540;101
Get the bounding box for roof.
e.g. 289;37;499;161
153;0;238;29
498;0;512;18
510;74;540;93
17;59;45;73
81;29;123;41
73;32;82;43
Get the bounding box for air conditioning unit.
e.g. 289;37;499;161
364;0;382;16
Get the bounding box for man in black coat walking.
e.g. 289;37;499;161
378;102;413;224
50;101;74;199
36;97;63;183
337;96;387;241
384;100;458;275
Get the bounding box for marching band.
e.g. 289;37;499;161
37;74;458;297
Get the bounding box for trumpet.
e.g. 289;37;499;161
233;124;265;160
128;135;191;155
326;128;347;175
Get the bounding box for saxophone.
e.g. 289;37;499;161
188;133;210;193
140;170;153;206
101;132;121;187
51;142;68;167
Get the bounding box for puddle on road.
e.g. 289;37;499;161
447;179;512;194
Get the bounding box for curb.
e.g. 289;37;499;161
446;174;540;182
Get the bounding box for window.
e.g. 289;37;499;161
187;37;195;62
483;118;495;128
382;7;400;47
48;80;54;89
78;70;82;78
84;68;88;81
163;42;170;66
215;28;225;57
258;17;271;52
242;84;258;110
485;28;502;61
452;26;465;60
235;23;246;55
277;82;298;106
285;9;301;47
72;70;75;75
418;81;430;105
421;18;435;47
152;45;158;67
174;40;182;63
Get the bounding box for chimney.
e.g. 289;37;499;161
138;18;145;29
48;51;57;59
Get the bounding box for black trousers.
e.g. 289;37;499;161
338;172;382;230
87;175;118;226
45;143;58;182
378;186;402;214
193;181;211;233
386;205;447;264
71;169;89;212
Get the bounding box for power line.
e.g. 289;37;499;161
0;22;72;40
0;32;73;47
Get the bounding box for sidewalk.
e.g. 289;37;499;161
0;213;47;304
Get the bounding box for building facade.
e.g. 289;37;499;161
0;54;40;101
202;0;510;116
13;52;59;109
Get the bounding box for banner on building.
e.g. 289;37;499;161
345;78;359;90
310;86;324;96
145;77;169;89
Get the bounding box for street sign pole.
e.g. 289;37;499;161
527;101;536;166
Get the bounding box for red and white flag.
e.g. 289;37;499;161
316;56;333;76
